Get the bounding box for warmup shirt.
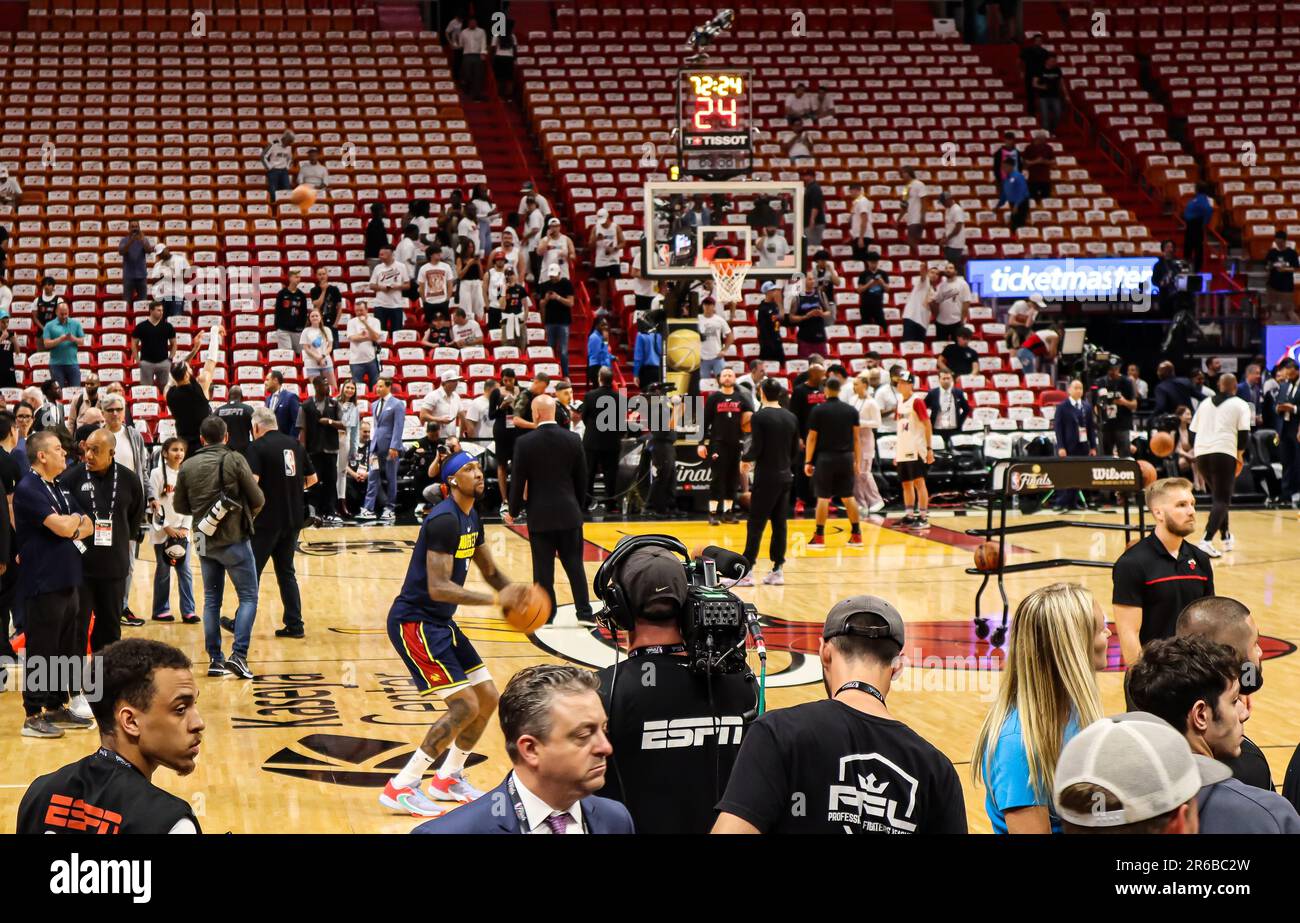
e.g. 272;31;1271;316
389;496;484;625
18;748;201;834
595;652;755;835
790;381;827;436
702;389;752;449
743;406;800;484
895;395;930;462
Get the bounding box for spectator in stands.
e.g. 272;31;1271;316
1182;184;1214;274
499;266;530;351
697;297;734;382
34;276;64;329
1005;293;1042;348
1021;129;1056;201
1263;230;1300;323
131;300;176;392
0;277;11;317
261;131;295;195
0;167;20;207
589;209;623;317
902;266;938;343
784;82;818;124
973;582;1106;834
855;252;889;329
998;162;1031;231
41;301;84;388
932;263;977;341
1127;362;1150;403
393;226;425;292
301;308;336;391
148;436;196;624
149;244;189;318
69;374;102;427
1153;360;1200;415
0;315;16;388
364;202;390;269
1034;53;1065;134
789;278;829;361
448;307;483;349
991;130;1022;185
936;192;968;272
470;185;495;257
803;168;827;263
462;379;494;440
460;17;488;100
419;370;464;440
445;13;464;79
345;300;383;394
297;147;329;192
755;225;792;270
538;264;576;377
1053;379;1097;510
369;247;410;335
117;222;153;306
1093;358;1137;458
784;119;814;166
456;238;486;324
586;319;611;390
1127;636;1300;833
1020;33;1050;115
309;267;342;344
491;17;518;97
264;370;300;438
939;327;979;378
538;218;575;282
1016;327;1057;377
521;196;545;282
357;376;405;522
901;167;926;249
809;250;840;325
1172;405;1199;485
273;269;308;355
421;312;453;350
417;247;455;326
925;370;970;451
846;182;874;262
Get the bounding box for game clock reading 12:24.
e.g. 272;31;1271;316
677;67;753;178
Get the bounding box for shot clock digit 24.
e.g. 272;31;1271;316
677;67;754;179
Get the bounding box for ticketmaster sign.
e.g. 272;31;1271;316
965;257;1153;300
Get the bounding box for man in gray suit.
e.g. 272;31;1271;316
358;376;405;522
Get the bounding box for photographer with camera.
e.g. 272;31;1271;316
713;595;966;834
174;416;266;680
594;538;758;834
1091;358;1137;460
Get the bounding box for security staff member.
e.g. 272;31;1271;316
243;407;317;639
64;428;145;652
805;376;862;546
216;386;255;453
595;546;755;835
739;378;799;585
1112;477;1214;666
698;367;753;525
18;638;204;833
298;374;344;526
644;384;681;518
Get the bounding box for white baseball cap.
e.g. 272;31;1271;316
596;207;609;219
1029;293;1047;308
547;217;561;228
153;243;168;256
439;368;462;384
547;264;562;278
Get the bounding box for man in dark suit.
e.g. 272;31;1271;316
923;370;970;451
506;395;591;618
1153;360;1199;416
581;367;622;513
359;376;406;521
1053;378;1096;510
264;370;301;437
1272;359;1300;502
1236;363;1265;430
299;375;346;526
412;664;634;834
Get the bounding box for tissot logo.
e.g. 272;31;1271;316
262;733;485;787
641;716;744;749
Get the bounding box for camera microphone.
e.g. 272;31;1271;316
698;545;751;581
743;604;766;659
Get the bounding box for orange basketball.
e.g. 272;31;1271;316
1138;459;1157;486
290;183;317;214
504;583;552;634
1149;431;1174;458
973;541;1001;571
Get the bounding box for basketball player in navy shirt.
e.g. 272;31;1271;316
380;452;530;818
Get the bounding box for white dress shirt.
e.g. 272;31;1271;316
512;772;584;834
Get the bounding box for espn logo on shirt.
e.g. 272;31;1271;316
641;716;744;749
43;793;123;833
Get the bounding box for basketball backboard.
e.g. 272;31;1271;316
642;180;804;279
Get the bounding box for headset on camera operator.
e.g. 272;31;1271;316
594;536;760;834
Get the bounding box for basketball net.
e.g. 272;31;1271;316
710;259;751;306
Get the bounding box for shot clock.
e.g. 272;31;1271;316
677;67;754;178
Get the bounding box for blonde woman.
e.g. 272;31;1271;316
973;582;1109;834
845;373;885;513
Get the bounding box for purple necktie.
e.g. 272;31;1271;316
543;811;572;835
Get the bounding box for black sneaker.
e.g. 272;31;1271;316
152;612;175;622
207;659;229;677
182;614;201;625
45;707;94;730
120;610;145;627
708;512;720;526
220;616;236;633
225;654;254;680
22;715;64;738
275;626;305;639
723;509;741;524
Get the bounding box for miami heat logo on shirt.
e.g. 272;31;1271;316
717;400;743;415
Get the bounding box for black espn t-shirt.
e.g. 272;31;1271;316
716;699;967;834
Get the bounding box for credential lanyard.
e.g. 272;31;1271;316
834;680;887;706
626;644;687;660
506;773;589;834
83;464;119;521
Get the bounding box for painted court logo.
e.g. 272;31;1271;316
49;854;151;903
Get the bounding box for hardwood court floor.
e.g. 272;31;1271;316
2;508;1297;834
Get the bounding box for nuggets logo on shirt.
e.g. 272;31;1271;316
456;531;478;559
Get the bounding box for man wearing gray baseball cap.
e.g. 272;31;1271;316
1054;712;1231;834
712;596;966;834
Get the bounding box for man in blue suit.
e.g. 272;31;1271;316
264;370;301;438
1053;378;1096;510
413;664;634;834
358;376;405;521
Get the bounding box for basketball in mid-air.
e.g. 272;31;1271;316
1138;459;1157;486
290;184;317;214
504;584;552;634
973;542;1001;571
1149;431;1174;457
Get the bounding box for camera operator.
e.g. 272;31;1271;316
1091;358;1136;459
595;545;755;834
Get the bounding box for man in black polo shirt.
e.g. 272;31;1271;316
297;375;345;527
1113;477;1214;667
241;407;317;639
13;431;95;738
18;638;204;833
64;428;145;654
805;376;862;547
216;385;255;453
